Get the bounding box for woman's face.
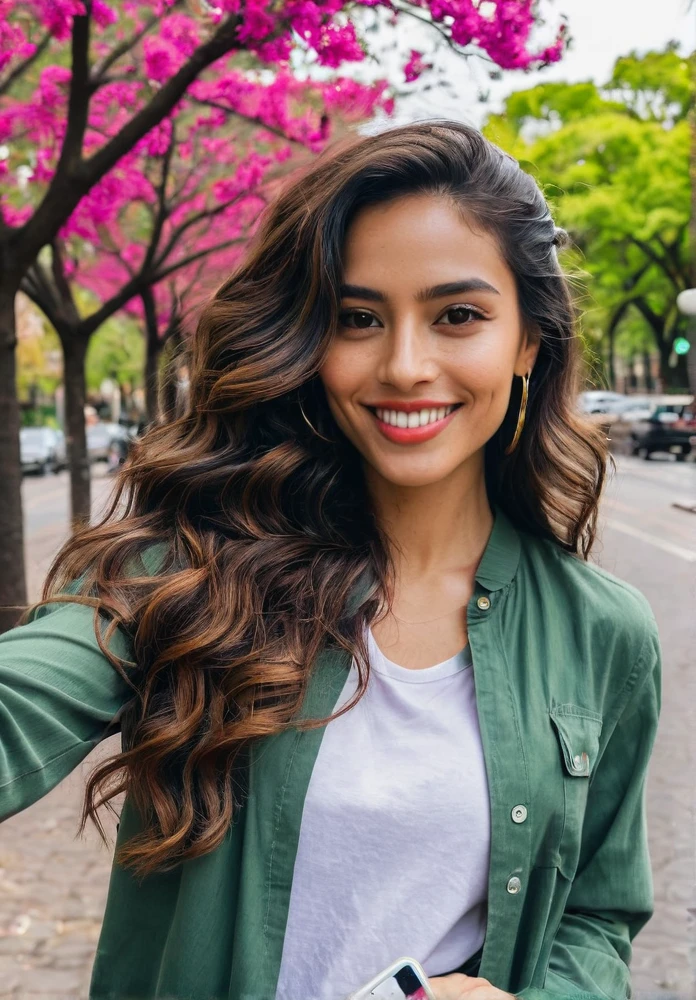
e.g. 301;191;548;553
318;193;540;489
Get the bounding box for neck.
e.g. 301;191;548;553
363;451;494;580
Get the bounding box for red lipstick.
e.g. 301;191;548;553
363;402;463;445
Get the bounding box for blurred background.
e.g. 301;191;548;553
0;1;694;998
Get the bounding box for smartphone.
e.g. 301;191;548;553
345;956;437;1000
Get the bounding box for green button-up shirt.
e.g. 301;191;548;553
0;505;662;1000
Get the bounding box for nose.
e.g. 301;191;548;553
376;319;439;390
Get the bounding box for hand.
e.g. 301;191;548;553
427;973;515;1000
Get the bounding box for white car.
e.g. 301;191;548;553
86;421;133;463
577;391;629;415
19;426;67;475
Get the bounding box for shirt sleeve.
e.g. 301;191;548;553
0;590;134;822
516;619;662;1000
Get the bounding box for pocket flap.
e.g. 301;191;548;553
549;704;603;778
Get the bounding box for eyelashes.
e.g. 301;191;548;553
338;304;488;330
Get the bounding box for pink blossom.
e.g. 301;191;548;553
92;0;117;28
35;0;87;41
143;36;181;83
403;49;432;84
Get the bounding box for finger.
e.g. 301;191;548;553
427;973;475;998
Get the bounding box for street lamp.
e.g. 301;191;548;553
676;288;696;316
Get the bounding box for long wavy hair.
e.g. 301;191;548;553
22;120;609;877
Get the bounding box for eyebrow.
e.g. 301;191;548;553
339;279;501;302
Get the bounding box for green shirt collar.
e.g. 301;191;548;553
475;503;521;592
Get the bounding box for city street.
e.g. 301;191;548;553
1;456;694;1000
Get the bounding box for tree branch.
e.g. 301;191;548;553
90;12;162;84
20;262;57;319
141;128;177;274
153;192;246;269
0;31;52;97
626;236;680;288
11;12;246;273
83;15;243;186
141;286;159;340
98;243;137;279
56;11;92;177
153;237;247;283
655;229;689;287
77;269;150;337
631;296;666;338
189;96;310;147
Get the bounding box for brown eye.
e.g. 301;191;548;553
340;310;379;329
439;305;485;325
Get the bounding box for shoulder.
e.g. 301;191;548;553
516;528;660;689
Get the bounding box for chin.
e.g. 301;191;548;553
368;456;466;488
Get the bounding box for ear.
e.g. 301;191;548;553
516;322;541;377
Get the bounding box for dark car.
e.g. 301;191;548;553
629;407;693;461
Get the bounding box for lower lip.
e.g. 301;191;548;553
366;406;462;444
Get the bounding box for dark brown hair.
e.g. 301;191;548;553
23;120;609;876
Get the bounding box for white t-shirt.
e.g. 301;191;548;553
275;626;491;1000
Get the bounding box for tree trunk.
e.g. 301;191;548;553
142;290;161;423
61;334;92;530
144;337;161;424
0;286;27;633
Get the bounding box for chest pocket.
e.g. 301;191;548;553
549;704;603;880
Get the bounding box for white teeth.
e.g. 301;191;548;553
374;405;458;428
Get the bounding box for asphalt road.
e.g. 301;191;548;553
1;455;694;1000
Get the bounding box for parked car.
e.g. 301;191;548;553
19;426;67;475
627;395;695;460
577;390;629;414
614;396;656;421
86;421;132;463
106;422;141;473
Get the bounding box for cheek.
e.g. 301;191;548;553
451;323;519;390
319;343;368;403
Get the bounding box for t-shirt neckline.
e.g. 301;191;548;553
366;627;472;684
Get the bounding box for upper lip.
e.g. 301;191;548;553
363;400;461;413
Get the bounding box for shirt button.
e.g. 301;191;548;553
476;595;491;611
511;804;528;824
506;876;522;894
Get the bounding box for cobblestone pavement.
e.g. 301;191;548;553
0;458;694;999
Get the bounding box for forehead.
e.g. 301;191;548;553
341;193;514;295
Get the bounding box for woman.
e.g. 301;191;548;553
0;120;661;1000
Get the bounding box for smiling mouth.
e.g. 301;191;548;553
364;403;463;429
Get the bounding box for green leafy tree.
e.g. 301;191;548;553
484;44;692;389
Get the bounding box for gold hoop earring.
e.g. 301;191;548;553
298;399;334;443
504;371;530;456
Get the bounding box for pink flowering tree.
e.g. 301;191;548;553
0;0;567;628
20;68;389;528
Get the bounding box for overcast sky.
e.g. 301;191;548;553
368;0;696;129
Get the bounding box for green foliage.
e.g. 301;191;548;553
85;312;145;392
484;45;692;386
